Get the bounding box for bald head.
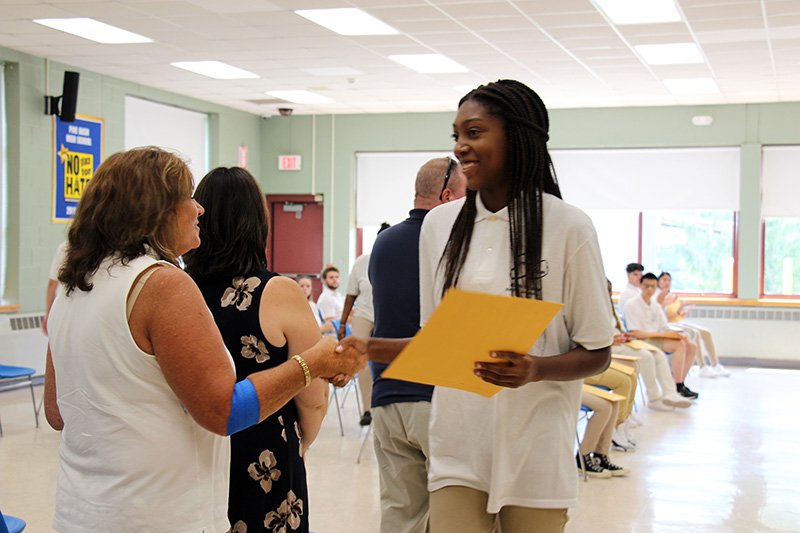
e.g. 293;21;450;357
414;157;466;209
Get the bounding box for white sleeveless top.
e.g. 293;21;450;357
48;254;231;533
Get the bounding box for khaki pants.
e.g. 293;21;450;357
430;486;568;533
584;366;636;428
374;402;432;533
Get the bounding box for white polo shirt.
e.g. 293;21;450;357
345;254;374;322
623;294;670;333
418;192;613;512
316;286;345;321
617;282;640;313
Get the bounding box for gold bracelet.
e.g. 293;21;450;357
292;354;311;388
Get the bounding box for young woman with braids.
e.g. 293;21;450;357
342;80;613;532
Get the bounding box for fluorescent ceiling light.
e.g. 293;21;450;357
662;77;719;95
295;8;398;36
635;43;704;65
592;0;681;25
390;54;468;74
33;17;152;44
266;90;334;104
172;61;259;80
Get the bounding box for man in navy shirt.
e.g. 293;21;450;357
368;157;465;533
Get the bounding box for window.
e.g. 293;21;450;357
355;151;449;254
761;146;800;297
124;96;208;184
552;147;740;295
641;211;735;294
763;218;800;296
582;209;640;291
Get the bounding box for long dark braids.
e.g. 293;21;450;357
439;79;561;300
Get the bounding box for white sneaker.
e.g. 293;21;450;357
699;366;718;378
662;393;692;408
713;363;732;377
627;412;644;427
648;398;674;412
623;425;636;445
611;428;635;452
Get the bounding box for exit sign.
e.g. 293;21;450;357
278;155;302;170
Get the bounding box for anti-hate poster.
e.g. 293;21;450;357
52;114;104;222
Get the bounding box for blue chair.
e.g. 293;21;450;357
0;364;39;437
329;319;352;337
0;507;26;533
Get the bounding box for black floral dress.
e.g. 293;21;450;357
196;270;309;533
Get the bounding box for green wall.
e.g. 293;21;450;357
260;102;800;300
4;40;800;313
1;46;262;311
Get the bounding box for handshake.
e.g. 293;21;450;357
308;335;369;388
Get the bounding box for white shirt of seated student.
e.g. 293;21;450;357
623;292;670;333
617;282;640;312
317;284;345;322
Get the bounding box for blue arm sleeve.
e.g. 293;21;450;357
225;378;261;436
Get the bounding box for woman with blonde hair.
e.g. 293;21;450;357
297;274;335;334
45;147;363;533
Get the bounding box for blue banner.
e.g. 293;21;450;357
52;114;104;222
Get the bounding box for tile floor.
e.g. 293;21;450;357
1;366;799;532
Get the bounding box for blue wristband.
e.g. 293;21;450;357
226;378;260;436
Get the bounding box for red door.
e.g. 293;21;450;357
267;194;324;299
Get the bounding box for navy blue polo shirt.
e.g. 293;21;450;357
368;208;434;408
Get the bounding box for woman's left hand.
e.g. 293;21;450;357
474;351;538;388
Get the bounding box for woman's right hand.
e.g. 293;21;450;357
304;335;366;381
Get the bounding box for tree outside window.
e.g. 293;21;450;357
763;218;800;296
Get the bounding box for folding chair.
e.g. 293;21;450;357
0;506;26;533
0;364;39;436
576;405;592;482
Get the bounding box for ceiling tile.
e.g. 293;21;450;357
0;0;796;114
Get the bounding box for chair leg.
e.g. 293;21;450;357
353;377;363;419
28;377;39;428
356;423;373;464
331;385;344;437
576;432;587;482
636;374;647;410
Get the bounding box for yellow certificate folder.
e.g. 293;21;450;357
625;339;655;351
381;289;563;398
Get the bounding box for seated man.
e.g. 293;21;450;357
607;280;691;412
317;265;345;328
618;262;643;312
623;273;699;400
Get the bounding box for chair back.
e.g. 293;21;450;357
330;319;352;337
0;507;27;533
